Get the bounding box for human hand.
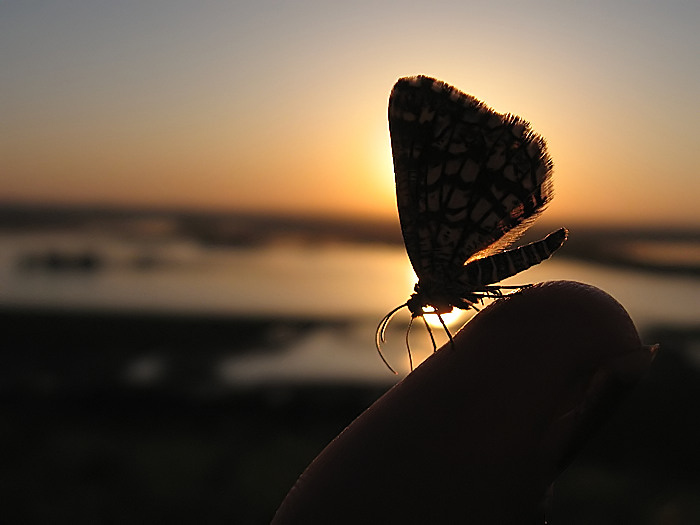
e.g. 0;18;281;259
272;281;657;524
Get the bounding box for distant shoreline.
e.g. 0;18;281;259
1;201;699;276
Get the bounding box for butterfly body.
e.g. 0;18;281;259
406;227;567;315
377;76;568;373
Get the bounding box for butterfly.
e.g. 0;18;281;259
376;76;568;374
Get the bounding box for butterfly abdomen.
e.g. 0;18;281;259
460;227;568;288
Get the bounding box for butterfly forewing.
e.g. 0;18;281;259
389;76;555;282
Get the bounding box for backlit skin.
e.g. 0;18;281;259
272;281;656;524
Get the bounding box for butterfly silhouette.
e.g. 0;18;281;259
376;76;568;373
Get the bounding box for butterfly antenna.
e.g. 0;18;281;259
437;312;455;349
404;317;415;371
375;303;407;374
420;314;438;353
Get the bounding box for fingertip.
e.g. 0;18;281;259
273;280;652;524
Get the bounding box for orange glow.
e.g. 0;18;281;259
422;307;471;330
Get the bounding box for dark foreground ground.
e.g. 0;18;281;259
2;308;700;524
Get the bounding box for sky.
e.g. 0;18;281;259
2;0;699;227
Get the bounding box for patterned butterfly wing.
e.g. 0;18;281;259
389;76;555;290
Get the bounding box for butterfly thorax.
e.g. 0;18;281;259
407;277;470;318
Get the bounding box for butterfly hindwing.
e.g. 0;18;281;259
389;76;555;284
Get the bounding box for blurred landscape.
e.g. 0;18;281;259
1;202;699;524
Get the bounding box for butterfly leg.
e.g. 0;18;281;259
404;317;415;371
419;314;438;354
483;284;532;294
437;312;455;349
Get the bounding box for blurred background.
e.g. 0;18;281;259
2;1;699;523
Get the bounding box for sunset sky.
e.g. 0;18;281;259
2;0;698;227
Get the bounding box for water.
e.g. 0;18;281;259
1;230;698;384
